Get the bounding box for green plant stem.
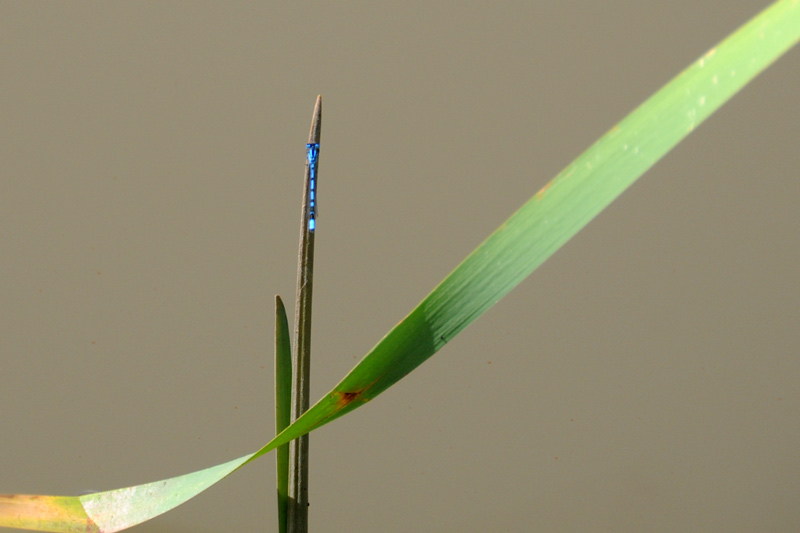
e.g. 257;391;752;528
287;95;322;533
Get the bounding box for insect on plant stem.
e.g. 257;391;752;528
287;95;321;533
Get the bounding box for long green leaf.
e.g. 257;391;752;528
247;0;800;463
1;1;797;531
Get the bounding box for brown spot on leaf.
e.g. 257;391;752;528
534;180;554;200
334;389;367;408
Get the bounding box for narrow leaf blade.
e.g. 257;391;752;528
274;295;292;533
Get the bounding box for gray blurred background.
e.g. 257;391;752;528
2;2;798;532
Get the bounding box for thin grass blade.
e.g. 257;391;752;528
274;296;292;533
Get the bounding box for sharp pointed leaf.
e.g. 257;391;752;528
274;295;292;533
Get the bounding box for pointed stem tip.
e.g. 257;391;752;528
308;95;322;144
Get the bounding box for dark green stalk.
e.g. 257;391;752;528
287;96;322;533
274;296;292;533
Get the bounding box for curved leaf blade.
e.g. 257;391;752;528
248;0;800;461
0;457;253;533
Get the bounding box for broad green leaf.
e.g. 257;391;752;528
2;1;797;531
246;0;800;464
